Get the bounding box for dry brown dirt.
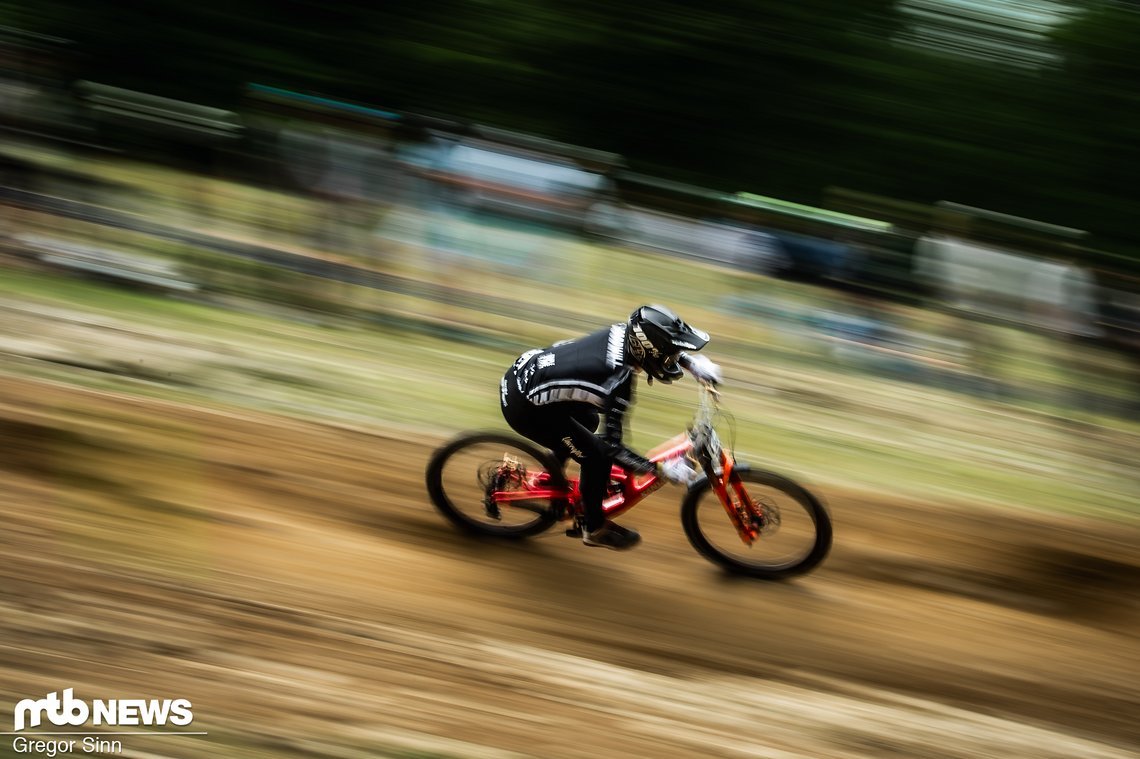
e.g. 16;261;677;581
1;375;1138;759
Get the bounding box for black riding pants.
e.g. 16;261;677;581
501;385;612;532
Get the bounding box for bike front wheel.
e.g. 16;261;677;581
426;432;565;539
681;465;832;579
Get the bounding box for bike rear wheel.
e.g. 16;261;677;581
681;465;831;579
426;432;565;538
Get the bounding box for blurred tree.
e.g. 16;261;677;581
1;0;1137;262
1049;1;1140;261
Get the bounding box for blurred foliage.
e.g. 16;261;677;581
3;0;1140;259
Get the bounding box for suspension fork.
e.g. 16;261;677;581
708;454;760;545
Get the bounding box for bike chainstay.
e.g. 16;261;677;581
484;455;573;522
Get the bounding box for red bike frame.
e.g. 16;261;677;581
595;433;690;519
486;435;689;520
490;384;762;545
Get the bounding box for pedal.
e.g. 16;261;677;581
564;525;583;538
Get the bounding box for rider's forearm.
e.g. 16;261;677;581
601;397;655;473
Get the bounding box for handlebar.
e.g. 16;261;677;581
643;381;724;471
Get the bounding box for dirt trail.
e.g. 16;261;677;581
1;375;1138;758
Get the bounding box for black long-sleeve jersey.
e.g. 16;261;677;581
503;323;656;473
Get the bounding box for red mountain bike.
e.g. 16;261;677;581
426;383;831;579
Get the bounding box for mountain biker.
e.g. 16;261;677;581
501;304;723;550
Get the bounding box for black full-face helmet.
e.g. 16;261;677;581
627;304;709;383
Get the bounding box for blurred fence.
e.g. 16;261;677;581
0;69;1137;419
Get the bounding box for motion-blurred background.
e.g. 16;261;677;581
3;0;1139;471
3;0;1138;405
1;2;1138;758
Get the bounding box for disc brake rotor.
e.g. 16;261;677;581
751;494;780;535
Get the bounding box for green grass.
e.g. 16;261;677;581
2;221;1137;522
